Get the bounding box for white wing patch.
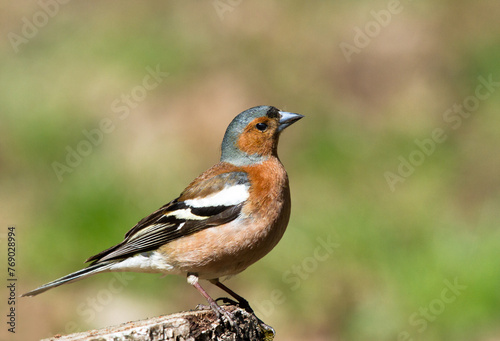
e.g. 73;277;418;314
184;184;249;208
165;209;206;220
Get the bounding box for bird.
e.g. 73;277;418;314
22;105;303;325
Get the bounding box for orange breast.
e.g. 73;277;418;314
158;157;291;279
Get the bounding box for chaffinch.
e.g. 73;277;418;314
22;105;303;325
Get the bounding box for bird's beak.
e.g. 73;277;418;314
278;111;304;132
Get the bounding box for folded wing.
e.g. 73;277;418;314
86;171;250;264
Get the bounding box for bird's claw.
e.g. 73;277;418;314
210;302;237;329
197;300;272;338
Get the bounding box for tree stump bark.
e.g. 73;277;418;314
42;305;275;341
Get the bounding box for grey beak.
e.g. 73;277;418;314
278;111;304;132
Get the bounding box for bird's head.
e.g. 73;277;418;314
221;106;304;166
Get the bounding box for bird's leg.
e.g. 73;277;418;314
187;274;235;327
210;279;253;313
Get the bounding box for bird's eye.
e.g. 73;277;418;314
256;123;268;131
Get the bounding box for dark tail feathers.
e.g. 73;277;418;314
21;262;114;297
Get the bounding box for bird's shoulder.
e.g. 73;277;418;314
178;162;249;201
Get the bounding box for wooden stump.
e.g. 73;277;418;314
42;305;275;341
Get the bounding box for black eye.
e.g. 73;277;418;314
256;122;268;131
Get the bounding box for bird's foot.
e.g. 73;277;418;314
196;300;274;339
196;300;237;329
214;297;274;338
210;301;239;330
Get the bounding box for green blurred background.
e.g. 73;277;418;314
1;1;500;340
